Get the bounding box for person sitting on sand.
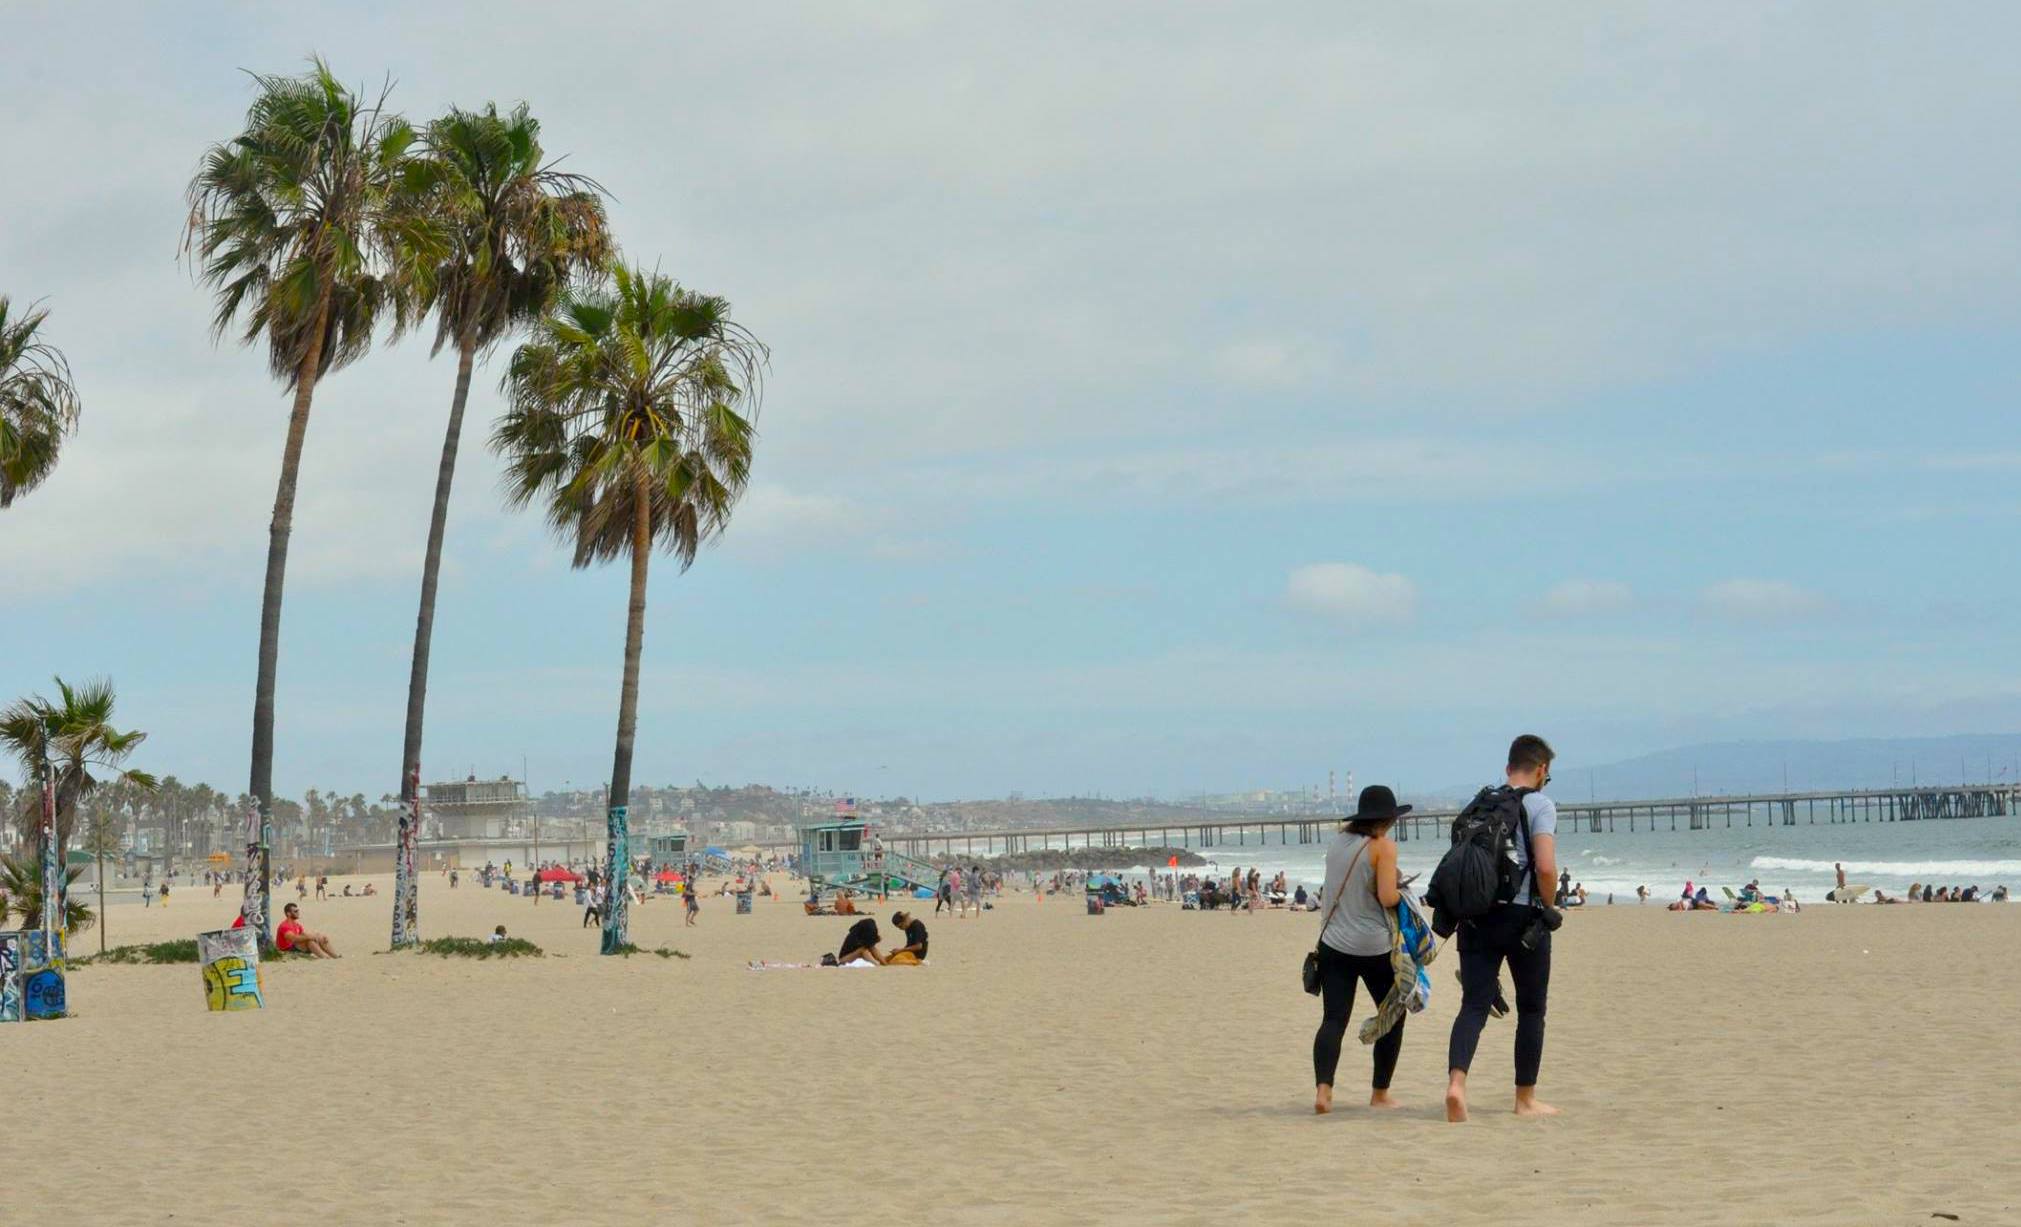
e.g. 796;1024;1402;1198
489;925;509;944
886;911;929;964
838;916;884;965
362;882;377;896
276;902;339;958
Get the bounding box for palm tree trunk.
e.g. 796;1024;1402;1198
600;473;652;954
246;286;333;952
392;327;479;948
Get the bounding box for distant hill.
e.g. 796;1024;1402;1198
1505;734;2021;803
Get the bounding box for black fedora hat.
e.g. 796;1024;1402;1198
1350;785;1412;823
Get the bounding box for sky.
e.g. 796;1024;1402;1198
5;3;2021;803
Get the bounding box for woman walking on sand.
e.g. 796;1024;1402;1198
1311;786;1409;1114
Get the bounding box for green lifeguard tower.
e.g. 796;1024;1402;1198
648;829;692;862
799;817;938;901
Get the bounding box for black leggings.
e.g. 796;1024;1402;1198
1311;944;1402;1090
1446;905;1551;1086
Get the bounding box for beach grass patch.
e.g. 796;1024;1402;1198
604;942;688;959
75;939;202;966
415;936;544;959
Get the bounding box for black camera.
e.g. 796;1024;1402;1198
1520;903;1564;950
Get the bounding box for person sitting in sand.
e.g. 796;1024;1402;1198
362;882;377;896
276;902;339;958
886;911;928;964
489;925;509;944
837;916;884;965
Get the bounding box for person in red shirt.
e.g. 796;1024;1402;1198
275;902;339;958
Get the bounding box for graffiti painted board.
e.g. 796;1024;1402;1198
198;927;264;1011
0;931;21;1022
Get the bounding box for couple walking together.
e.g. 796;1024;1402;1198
1311;734;1561;1122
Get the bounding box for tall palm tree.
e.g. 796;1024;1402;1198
0;296;82;508
495;264;765;953
0;676;155;933
182;59;418;947
386;103;610;946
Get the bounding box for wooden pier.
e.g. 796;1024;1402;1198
883;783;2021;860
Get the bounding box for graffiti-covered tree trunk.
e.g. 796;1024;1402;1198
39;773;58;936
391;766;420;947
240;799;268;944
600;475;652;955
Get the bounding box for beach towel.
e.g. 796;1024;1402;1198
1359;893;1442;1047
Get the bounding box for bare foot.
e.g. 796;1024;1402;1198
1314;1085;1333;1115
1445;1086;1468;1123
1513;1098;1561;1118
1368;1090;1404;1110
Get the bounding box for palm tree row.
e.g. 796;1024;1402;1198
180;59;765;953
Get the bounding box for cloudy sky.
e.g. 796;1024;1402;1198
5;3;2020;801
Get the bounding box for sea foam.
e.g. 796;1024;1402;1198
1751;855;2021;877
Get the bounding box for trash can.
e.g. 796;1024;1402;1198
198;927;263;1012
20;930;65;1020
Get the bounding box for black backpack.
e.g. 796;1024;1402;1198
1424;785;1533;936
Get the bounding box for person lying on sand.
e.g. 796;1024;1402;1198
276;902;339;958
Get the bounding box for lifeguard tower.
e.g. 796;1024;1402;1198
648;830;691;862
798;817;938;902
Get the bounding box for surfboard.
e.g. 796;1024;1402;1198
1826;884;1872;902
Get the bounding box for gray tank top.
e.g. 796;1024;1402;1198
1319;832;1390;956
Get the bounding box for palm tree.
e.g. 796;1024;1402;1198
0;296;82;508
0;677;155;933
386;102;610;946
182;60;418;946
0;858;93;935
495;264;765;953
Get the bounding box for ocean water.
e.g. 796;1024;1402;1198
1117;813;2020;902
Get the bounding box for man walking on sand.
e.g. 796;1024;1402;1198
1446;734;1561;1123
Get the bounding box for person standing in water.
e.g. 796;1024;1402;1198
1311;786;1410;1114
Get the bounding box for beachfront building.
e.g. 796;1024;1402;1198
423;774;529;840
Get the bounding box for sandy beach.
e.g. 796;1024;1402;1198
8;875;2015;1225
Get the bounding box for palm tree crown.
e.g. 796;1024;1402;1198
397;102;611;355
0;297;82;508
495;264;765;568
0;676;156;857
182;59;419;384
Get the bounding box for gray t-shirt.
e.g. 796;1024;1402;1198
1509;793;1557;906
